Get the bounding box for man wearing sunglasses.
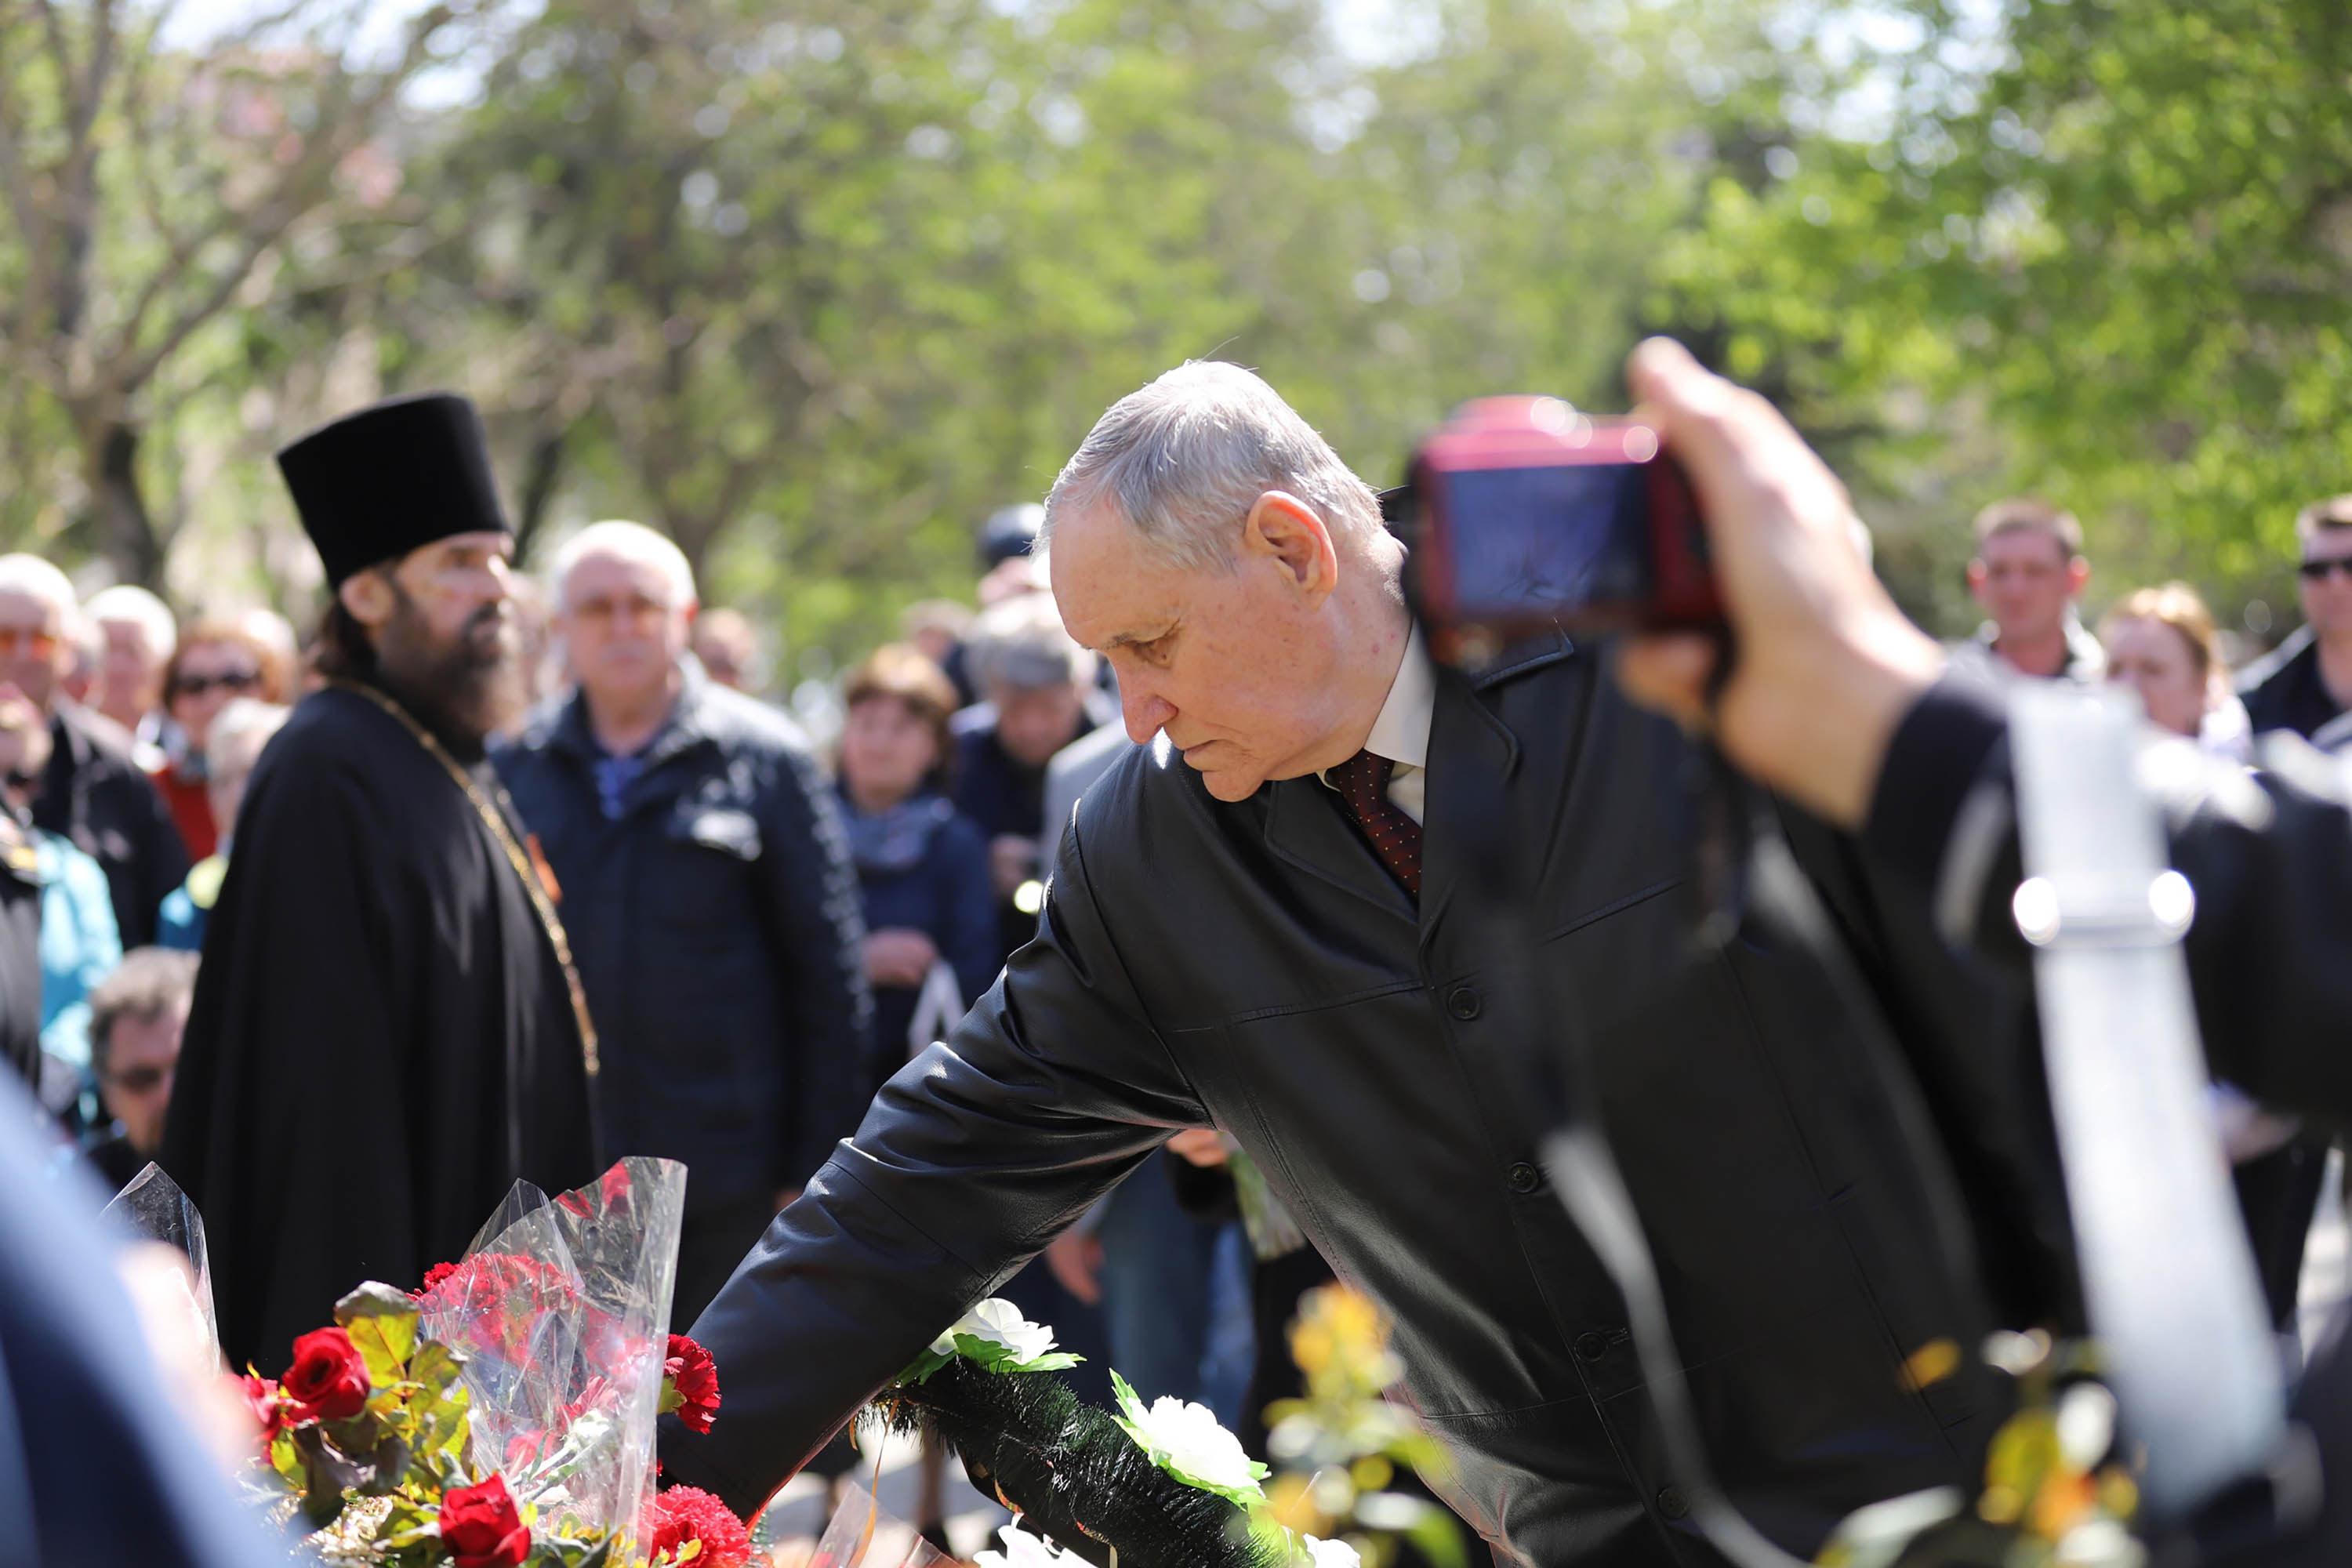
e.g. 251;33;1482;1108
83;948;198;1192
2240;495;2352;740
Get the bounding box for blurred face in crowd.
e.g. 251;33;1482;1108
560;548;693;713
167;639;263;754
691;615;754;691
0;590;71;713
207;731;272;845
986;679;1085;771
100;1004;187;1157
2299;526;2352;641
1053;492;1371;803
0;688;54;804
840;695;940;811
1969;527;2086;647
2103;616;2207;738
97;620;168;726
908;625;957;668
343;532;521;744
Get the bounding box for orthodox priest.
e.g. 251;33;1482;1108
162;393;599;1374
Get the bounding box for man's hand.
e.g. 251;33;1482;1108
863;927;940;989
1165;1127;1230;1167
1614;338;1947;829
1044;1229;1104;1305
989;834;1040;900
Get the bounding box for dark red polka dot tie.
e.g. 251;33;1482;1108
1331;748;1422;900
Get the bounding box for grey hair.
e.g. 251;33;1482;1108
0;554;80;631
1041;361;1384;572
965;591;1097;693
89;947;199;1076
549;520;698;610
85;585;177;661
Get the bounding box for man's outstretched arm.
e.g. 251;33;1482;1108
657;808;1207;1520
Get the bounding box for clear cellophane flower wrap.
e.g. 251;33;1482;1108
414;1157;685;1563
101;1161;220;1348
810;1479;953;1568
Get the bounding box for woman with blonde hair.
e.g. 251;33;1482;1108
2099;581;2248;755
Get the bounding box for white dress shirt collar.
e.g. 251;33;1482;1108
1362;622;1434;769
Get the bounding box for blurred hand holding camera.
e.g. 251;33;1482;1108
1613;337;1947;829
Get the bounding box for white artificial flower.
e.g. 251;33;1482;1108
1301;1535;1362;1568
931;1297;1059;1363
974;1520;1076;1568
1128;1389;1267;1501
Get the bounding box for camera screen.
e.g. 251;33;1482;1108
1440;461;1650;621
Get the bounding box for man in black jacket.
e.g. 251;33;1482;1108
2238;495;2352;742
0;554;187;949
493;521;872;1324
662;363;2037;1565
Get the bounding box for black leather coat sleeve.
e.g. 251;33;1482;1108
657;812;1210;1519
1864;678;2352;1134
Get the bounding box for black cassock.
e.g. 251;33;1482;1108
162;683;597;1374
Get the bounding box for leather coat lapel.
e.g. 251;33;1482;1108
1262;775;1417;925
1420;635;1573;932
1260;633;1576;932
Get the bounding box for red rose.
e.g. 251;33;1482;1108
413;1261;460;1299
280;1328;371;1422
439;1474;532;1568
241;1374;289;1447
648;1485;752;1568
659;1334;720;1434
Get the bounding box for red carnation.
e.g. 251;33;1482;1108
281;1327;371;1422
413;1261;460;1299
648;1485;751;1568
241;1374;289;1447
659;1334;720;1434
439;1474;532;1568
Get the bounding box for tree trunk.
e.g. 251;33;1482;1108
88;419;164;589
514;425;568;564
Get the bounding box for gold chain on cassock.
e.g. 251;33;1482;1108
332;680;600;1078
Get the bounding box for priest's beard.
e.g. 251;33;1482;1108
372;584;523;759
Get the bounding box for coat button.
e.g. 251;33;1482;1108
1446;985;1483;1020
1573;1331;1609;1362
1506;1161;1542;1196
1657;1486;1690;1521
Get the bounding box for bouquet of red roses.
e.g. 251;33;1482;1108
245;1158;750;1566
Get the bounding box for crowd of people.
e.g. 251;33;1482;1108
5;365;2352;1565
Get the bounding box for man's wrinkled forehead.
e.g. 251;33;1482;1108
1047;505;1178;651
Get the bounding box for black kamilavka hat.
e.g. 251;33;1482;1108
276;392;510;588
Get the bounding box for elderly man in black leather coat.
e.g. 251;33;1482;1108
661;362;2053;1566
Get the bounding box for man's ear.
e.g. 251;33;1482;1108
1965;558;1989;594
1242;492;1338;603
2067;556;2091;596
338;569;394;630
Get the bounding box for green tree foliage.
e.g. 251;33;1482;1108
0;0;485;586
1661;0;2352;632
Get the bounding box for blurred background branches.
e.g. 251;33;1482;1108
1;0;2342;672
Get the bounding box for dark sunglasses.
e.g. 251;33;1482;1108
172;669;260;698
107;1063;170;1093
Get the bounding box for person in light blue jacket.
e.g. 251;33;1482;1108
2;685;121;1107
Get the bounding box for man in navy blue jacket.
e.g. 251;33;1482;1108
494;521;871;1323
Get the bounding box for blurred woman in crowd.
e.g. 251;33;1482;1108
2105;581;2320;1330
147;623;290;861
2100;583;2250;759
834;644;997;1087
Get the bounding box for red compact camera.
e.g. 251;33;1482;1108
1398;397;1719;666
